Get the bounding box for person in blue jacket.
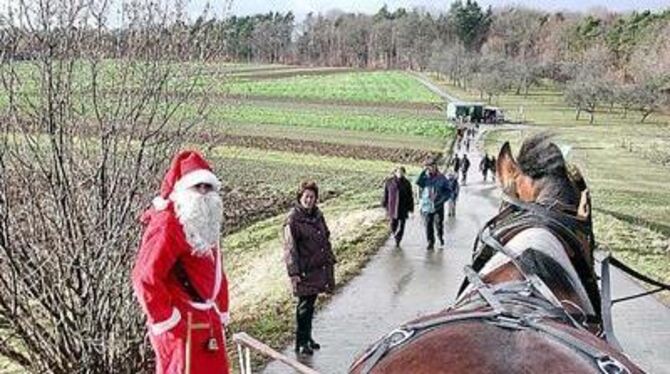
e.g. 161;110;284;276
415;157;452;250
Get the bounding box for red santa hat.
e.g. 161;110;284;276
152;150;221;211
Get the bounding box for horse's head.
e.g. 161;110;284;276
496;133;584;213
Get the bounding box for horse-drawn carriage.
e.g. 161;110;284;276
235;134;668;374
348;135;668;374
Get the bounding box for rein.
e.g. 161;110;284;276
355;196;624;374
462;194;602;321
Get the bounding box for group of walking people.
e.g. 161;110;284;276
479;153;497;182
131;141;478;371
451;153;471;185
382;157;460;251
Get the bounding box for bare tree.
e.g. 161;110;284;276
0;0;223;372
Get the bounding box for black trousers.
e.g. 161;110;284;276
423;205;445;246
390;218;406;243
296;294;317;347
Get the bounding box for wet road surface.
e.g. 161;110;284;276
264;143;498;373
263;130;670;373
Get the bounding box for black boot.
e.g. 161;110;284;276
309;338;321;350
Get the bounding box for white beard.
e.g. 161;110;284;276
172;189;223;256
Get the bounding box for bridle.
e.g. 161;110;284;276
353;196;630;374
462;194;602;322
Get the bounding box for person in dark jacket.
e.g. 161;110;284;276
416;158;452;250
445;171;460;217
382;166;414;247
490;155;497;182
480;153;492;182
461;154;471;185
283;181;336;356
451;155;461;174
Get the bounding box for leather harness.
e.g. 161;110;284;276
354;197;630;374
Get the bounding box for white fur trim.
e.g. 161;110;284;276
189;301;214;311
173;169;221;193
219;311;230;326
152;196;170;211
214;304;230;326
150;308;181;335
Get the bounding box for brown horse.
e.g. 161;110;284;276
349;134;644;374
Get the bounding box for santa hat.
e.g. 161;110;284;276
152;150;221;211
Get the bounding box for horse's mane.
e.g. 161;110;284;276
516;133;580;209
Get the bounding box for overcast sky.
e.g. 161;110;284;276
0;0;667;22
218;0;668;19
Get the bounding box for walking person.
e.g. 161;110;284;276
382;167;414;247
416;157;452;250
451;154;461;174
479;153;492;182
490;155;497;182
283;181;336;356
445;171;460;217
132;150;231;374
465;137;471;152
461;154;471;185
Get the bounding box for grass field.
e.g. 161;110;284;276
222;71;443;105
203;101;451;138
438;76;670;284
202;67;447;369
0;63;451;371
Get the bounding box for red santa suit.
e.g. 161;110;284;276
132;151;230;374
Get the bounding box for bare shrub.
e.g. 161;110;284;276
0;0;225;371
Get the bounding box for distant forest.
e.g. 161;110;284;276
203;1;669;121
5;0;668;121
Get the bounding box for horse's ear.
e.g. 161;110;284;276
497;142;520;188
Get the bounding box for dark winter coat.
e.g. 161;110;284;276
382;176;414;220
446;173;460;200
453;157;462;173
462;157;471;172
283;204;336;296
416;170;452;213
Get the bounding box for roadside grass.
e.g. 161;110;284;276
221;71;443;104
430;74;670;164
478;102;670;284
0;66;449;370
208;144;424;234
211;146;426;370
223;190;391;371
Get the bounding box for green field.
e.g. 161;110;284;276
222;71;443;104
0;63;451;371
454;77;670;284
206;67;446;369
204;101;451;138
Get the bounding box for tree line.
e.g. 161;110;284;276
4;1;668;124
213;2;669;122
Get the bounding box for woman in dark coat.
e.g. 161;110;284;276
382;166;414;247
283;181;336;355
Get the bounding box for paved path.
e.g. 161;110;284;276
409;72;461;103
264;137;499;374
263;79;670;374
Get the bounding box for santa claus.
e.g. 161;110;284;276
132;150;230;374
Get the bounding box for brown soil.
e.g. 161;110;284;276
203;133;442;165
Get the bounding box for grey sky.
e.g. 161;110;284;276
221;0;669;19
0;0;667;22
